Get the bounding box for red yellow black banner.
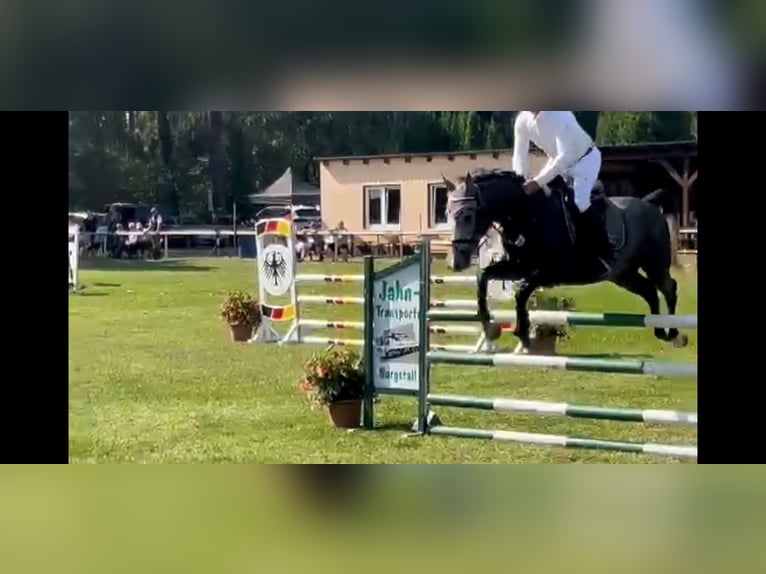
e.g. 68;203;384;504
260;303;296;322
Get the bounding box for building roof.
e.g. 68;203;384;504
249;167;320;203
315;141;696;164
315;148;530;164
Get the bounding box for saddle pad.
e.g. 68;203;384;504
604;200;627;251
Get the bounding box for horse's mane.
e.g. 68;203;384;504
448;168;526;214
456;168;525;187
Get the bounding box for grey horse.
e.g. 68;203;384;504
444;169;688;350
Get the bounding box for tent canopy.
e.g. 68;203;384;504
248;167;320;206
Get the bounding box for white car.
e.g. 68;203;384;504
255;205;321;231
375;329;419;360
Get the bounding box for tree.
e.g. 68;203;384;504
68;110;697;216
596;112;695;145
574;112;600;140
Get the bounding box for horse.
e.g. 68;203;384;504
443;169;688;350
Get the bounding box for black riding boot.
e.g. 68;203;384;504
583;204;613;269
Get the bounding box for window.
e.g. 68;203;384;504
364;186;401;229
429;183;450;229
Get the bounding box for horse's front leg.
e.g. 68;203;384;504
477;267;502;341
513;274;541;349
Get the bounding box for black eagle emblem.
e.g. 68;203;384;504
262;250;288;287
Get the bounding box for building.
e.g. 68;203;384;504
599;141;697;226
316;141;697;234
316;149;546;235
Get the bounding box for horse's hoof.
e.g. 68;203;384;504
512;328;531;349
671;333;689;348
484;323;503;341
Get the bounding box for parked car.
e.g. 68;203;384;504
255;205;321;232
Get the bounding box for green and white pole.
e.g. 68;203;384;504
416;239;432;434
362;256;376;430
427;310;697;330
428;351;698;378
427;394;697;425
428;426;697;459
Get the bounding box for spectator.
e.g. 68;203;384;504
112;223;127;258
294;233;307;261
105;206;121;256
82;213;100;255
306;221;325;262
125;222;140;258
330;221;350;261
136;223;152;258
146;207;163;259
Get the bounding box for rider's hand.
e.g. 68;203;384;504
523;180;541;195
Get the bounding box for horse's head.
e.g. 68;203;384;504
444;169;526;272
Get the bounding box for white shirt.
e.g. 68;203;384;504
149;213;163;231
512;111;594;187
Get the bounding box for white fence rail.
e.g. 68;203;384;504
75;228;454;260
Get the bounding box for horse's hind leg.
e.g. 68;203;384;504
642;263;688;348
613;270;671;342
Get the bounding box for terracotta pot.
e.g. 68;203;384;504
327;399;362;429
528;333;558;356
229;322;253;342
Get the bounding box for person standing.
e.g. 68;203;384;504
147;207;164;259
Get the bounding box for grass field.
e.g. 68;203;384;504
69;256;697;463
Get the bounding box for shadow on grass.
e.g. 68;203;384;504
374;422;415;433
92;282;121;287
80;258;215;272
74;292;108;297
571;352;655;360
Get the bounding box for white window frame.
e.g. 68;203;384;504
364;185;401;231
428;183;451;230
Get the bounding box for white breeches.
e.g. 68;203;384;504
565;147;602;212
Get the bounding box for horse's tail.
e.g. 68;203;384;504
642;188;667;207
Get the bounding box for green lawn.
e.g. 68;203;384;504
69;256;697;463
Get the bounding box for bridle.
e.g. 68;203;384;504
448;180;511;253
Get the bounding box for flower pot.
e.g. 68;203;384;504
327;399;362;429
229;322;253;342
528;333;558;356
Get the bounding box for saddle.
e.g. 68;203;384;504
547;179;626;252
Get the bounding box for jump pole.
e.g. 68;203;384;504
362;238;697;460
69;224;80;292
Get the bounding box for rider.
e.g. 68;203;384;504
511;111;612;269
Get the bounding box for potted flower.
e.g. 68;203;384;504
219;291;262;342
298;346;365;429
527;293;576;355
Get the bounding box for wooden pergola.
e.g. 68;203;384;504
601;141;698;226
